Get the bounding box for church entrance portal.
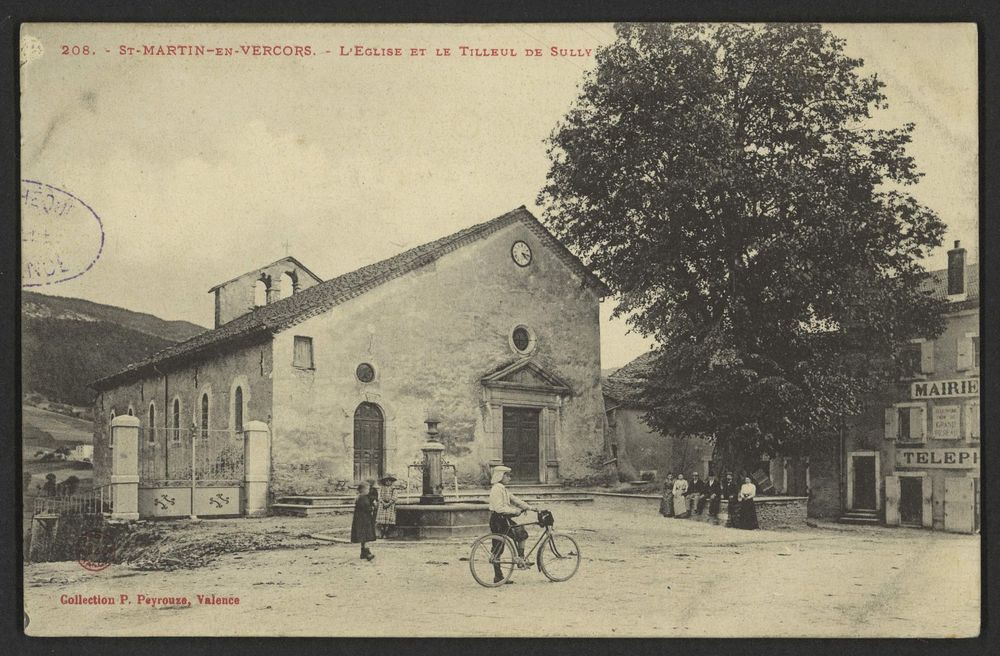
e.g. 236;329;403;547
502;407;540;482
354;402;384;482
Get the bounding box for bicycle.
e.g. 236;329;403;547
468;508;581;587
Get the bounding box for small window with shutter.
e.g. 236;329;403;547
898;344;922;379
956;334;977;371
920;340;935;374
893;403;926;442
293;336;314;369
965;401;980;441
884;407;897;440
909;405;926;441
898;407;911;439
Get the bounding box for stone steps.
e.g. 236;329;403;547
272;489;594;517
837;510;881;525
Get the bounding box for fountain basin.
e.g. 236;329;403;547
393;502;490;540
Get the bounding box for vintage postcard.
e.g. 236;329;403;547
20;22;979;637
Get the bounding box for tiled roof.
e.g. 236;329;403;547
921;262;978;301
92;206;610;390
602;351;657;409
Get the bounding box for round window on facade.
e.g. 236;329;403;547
510;325;536;355
356;363;376;383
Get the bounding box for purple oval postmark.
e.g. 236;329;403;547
21;179;104;287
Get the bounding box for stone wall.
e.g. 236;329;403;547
270;220;607;495
591;493;810;529
606;407;714;481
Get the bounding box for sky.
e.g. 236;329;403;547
20;23;978;370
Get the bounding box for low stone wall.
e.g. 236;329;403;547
590;493;809;529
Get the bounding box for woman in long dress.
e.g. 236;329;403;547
659;473;676;517
672;473;689;518
735;476;759;530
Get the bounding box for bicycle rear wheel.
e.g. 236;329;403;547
538;532;580;582
469;533;518;587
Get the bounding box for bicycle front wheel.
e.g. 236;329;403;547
469;533;518;587
538;532;580;582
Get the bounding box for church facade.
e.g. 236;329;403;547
91;207;610;505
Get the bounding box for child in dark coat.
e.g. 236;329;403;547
351;482;377;561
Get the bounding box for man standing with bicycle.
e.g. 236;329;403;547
488;466;537;584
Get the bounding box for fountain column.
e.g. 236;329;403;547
419;419;446;505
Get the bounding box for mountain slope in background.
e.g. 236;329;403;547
23;291;206;342
21;292;207;407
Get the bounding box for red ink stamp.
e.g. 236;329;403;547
76;530;111;572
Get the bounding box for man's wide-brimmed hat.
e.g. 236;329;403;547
491;466;512;485
379;473;398;484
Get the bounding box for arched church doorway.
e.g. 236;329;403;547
353;402;384;482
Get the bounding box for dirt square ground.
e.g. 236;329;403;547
23;498;980;637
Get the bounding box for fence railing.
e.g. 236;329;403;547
32;483;114;516
140;427;245;486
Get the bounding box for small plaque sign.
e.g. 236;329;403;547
932;405;961;439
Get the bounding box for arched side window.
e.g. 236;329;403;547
127;406;134;416
148;403;156;443
172;398;181;442
201;393;210;438
109;409;116;447
234;386;244;433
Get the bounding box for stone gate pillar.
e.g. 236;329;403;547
244;421;271;517
110;415;140;520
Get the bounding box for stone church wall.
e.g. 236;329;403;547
93;341;274;486
269;220;606;495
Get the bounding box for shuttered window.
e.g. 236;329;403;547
891;403;926;441
884;407;897;440
956;334;978;371
920;340;935;374
965;401;980;440
293;336;314;369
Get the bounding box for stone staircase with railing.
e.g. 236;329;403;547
271;484;595;517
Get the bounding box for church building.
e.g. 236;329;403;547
91;207;610;513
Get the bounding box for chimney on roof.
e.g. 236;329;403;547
947;240;966;296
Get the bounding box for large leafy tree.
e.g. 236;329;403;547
539;23;946;471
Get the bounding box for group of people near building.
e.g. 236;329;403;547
659;471;759;530
350;473;400;561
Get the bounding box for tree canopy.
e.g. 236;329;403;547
539;23;946;469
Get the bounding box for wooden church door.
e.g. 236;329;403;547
502;406;540;482
354;403;384;482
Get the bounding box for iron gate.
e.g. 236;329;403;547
138;427;245;518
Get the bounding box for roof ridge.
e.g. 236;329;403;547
93;206;607;390
207;255;324;293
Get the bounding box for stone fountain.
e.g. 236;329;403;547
394;418;490;539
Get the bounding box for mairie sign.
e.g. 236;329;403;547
911;378;978;399
896;448;979;469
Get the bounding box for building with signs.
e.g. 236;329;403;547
90;207;610;518
809;242;980;532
